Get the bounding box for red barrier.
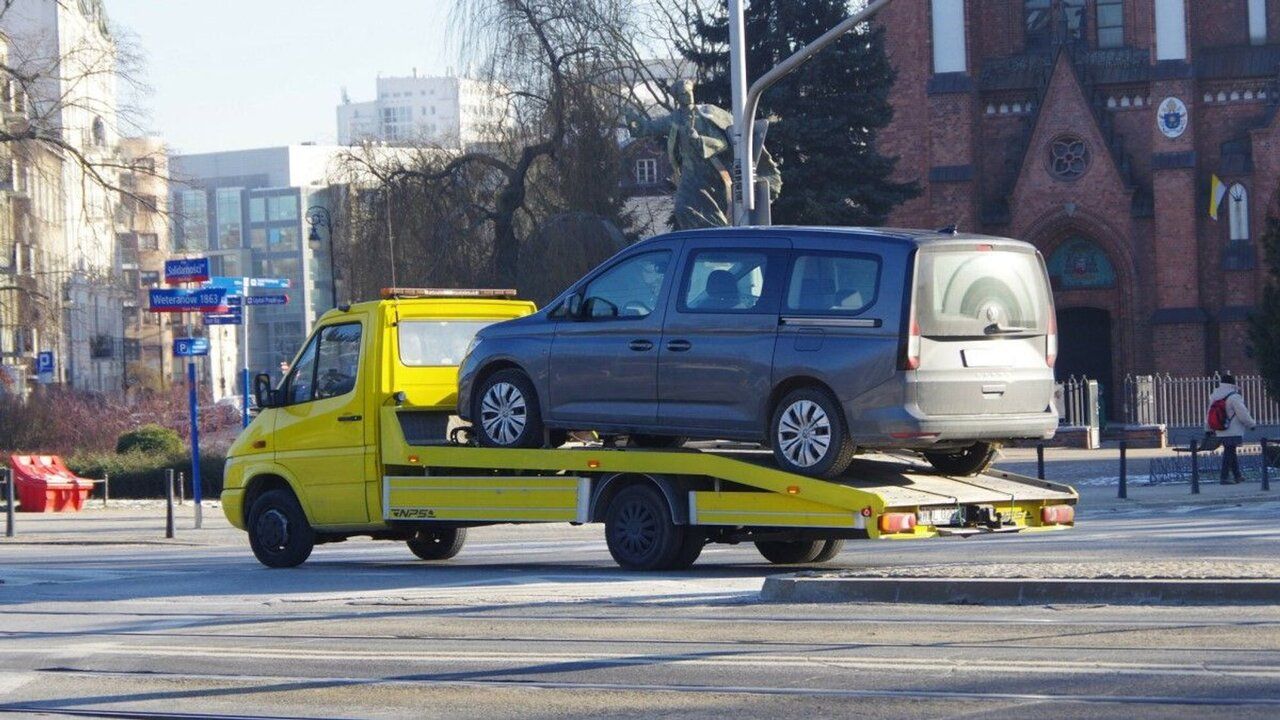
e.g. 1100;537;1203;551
9;455;93;512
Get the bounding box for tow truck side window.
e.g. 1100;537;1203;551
280;322;363;404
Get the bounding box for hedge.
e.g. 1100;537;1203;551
64;451;227;500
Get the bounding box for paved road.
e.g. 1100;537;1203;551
2;495;1280;719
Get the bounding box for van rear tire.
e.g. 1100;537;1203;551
247;489;315;568
924;442;999;476
770;388;856;478
407;528;467;561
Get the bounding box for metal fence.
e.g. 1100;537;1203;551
1120;372;1280;428
1058;376;1099;427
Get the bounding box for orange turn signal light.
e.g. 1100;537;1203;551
878;512;917;534
408;455;420;464
786;486;800;495
1041;505;1075;525
587;459;601;469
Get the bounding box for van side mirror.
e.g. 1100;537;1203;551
565;292;584;319
253;373;277;409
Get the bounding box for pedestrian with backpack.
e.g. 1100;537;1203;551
1206;373;1257;484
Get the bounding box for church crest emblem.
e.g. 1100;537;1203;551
1158;97;1188;139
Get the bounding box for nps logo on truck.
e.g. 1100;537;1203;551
390;508;438;519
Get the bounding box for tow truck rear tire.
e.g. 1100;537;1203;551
247;489;315;568
407;528;467;561
811;539;844;563
755;539;827;565
924;442;999;476
605;484;687;571
670;530;706;570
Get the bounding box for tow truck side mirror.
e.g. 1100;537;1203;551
253;373;278;410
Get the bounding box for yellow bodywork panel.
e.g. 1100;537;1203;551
690;491;863;529
384;476;589;523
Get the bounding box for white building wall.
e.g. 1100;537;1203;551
336;74;504;148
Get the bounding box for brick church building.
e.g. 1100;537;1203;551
877;0;1280;401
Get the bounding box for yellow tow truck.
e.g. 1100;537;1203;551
222;289;1076;570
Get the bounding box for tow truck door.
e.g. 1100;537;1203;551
273;320;370;525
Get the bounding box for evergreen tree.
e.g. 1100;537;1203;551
684;0;918;226
1248;215;1280;402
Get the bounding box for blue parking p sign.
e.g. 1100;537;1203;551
173;337;210;357
36;351;54;384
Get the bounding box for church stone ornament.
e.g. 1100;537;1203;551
626;80;781;230
1048;135;1090;181
1157;97;1188;139
1047;238;1116;289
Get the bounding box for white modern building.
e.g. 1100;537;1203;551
1;0;127;394
337;72;506;148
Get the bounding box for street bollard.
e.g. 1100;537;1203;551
1118;441;1128;499
4;467;13;538
178;471;185;506
165;469;175;539
1036;444;1045;480
1263;437;1272;492
1190;439;1201;495
102;472;109;508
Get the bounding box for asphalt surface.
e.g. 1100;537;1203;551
3;485;1280;719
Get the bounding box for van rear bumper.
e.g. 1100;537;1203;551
851;405;1058;449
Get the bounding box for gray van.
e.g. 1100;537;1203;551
457;227;1058;478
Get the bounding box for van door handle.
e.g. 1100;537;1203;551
666;339;692;352
628;339;653;352
337;414;363;422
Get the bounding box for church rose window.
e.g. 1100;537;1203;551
1049;135;1090;180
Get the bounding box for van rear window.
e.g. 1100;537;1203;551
399;320;496;367
916;248;1051;337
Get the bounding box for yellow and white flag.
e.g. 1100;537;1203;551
1210;174;1228;220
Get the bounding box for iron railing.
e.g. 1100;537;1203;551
1121;373;1280;428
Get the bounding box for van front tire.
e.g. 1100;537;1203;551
474;369;545;448
247;489;315;568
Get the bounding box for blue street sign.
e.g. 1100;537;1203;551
149;288;228;313
203;307;243;325
203;276;292;291
244;294;289;306
225;295;242;307
164;257;211;285
36;351;54;384
173;337;210;357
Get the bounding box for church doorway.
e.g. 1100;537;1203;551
1056;307;1115;420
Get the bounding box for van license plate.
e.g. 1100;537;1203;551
963;349;1012;368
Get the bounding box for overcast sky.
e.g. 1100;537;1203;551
107;1;455;155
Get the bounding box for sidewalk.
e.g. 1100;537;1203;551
0;501;238;545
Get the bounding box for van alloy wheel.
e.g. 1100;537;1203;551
777;399;832;468
480;381;527;445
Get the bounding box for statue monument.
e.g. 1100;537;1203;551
626;80;781;230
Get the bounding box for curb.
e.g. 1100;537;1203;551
761;576;1280;605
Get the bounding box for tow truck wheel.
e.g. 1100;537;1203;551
474;369;545;448
670;531;706;570
605;484;686;571
924;442;999;476
770;388;856;479
407;528;467;561
811;539;844;563
755;539;826;565
247;489;315;568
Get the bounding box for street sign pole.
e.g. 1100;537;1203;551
188;359;203;529
241;275;250;429
727;0;750;226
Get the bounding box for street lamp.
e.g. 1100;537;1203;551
305;206;339;308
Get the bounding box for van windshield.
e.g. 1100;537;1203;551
398;320;496;367
916;247;1051;337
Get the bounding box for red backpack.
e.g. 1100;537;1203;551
1207;392;1238;432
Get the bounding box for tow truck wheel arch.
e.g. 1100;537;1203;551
589;472;689;525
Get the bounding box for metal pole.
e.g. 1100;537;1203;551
187;360;203;528
1263;437;1272;492
1190;439;1200;495
738;0;895;223
1036;444;1045;480
102;472;109;508
165;468;175;539
178;471;185;505
1118;441;1128;499
242;275;250;429
4;468;14;538
727;0;750;225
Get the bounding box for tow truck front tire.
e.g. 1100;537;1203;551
247;489;315;568
407;528;467;561
755;539;827;565
924;442;999;476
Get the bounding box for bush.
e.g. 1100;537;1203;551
116;425;183;456
65;451;226;499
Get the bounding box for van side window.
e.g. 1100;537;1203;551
581;250;670;320
281;322;363;404
785;253;880;314
680;250;775;313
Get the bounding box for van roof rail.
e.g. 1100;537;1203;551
380;288;519;299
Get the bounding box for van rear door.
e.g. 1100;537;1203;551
908;243;1055;416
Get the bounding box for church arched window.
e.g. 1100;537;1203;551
1228;184;1250;242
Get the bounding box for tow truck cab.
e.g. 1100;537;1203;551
221;289;536;533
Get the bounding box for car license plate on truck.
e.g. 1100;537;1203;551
917;507;964;527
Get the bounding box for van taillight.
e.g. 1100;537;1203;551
1046;313;1058;368
905;320;921;370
